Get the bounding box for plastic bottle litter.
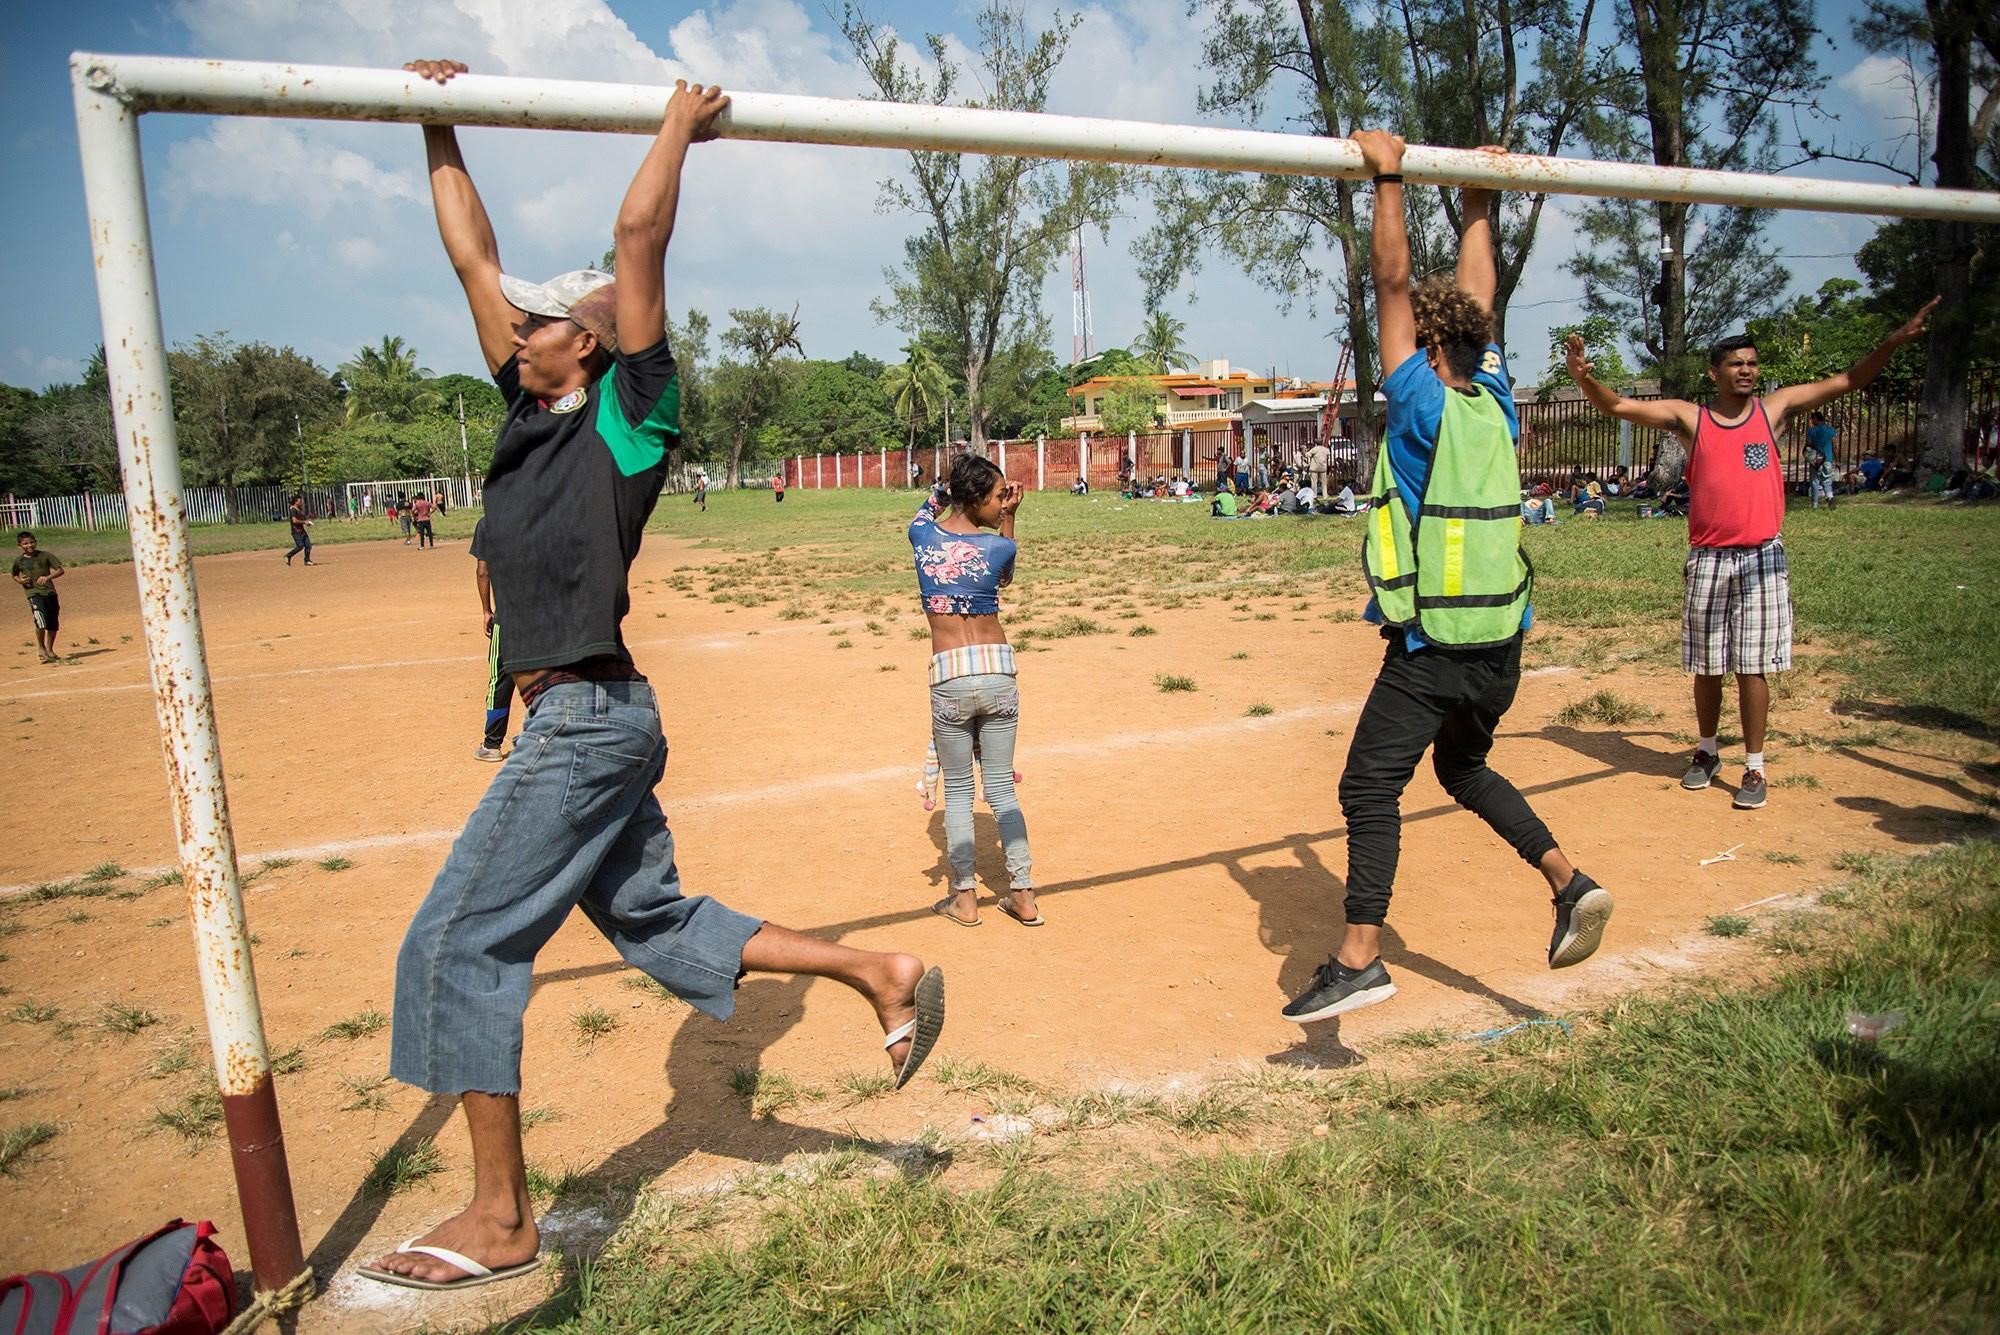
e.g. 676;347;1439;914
1845;1010;1906;1043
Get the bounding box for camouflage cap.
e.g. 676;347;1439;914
498;268;619;355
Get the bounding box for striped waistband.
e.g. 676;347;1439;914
929;643;1017;685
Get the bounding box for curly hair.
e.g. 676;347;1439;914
947;453;1005;511
1409;279;1493;382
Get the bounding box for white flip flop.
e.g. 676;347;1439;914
357;1238;544;1291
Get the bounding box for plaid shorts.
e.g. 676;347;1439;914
1682;539;1792;676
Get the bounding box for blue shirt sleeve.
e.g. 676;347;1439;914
1473;344;1519;442
1382;350;1445;524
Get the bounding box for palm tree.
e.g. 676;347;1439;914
879;339;951;450
338;335;441;425
1134;311;1194;375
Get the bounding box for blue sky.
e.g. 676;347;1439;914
0;0;1943;396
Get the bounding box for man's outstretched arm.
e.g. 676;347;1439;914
1564;334;1698;439
406;60;521;375
1763;297;1940;431
613;81;730;358
1355;130;1417;373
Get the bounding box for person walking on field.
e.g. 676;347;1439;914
284;493;315;567
693;471;707;511
397;491;414;544
412;491;436;548
1565;299;1937;810
12;531;64;663
772;470;786;503
911;456;1038;928
363;61;944;1293
1284;131;1612;1026
1806;411;1838;509
471;518;512;762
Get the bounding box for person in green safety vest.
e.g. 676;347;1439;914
1282;129;1614;1027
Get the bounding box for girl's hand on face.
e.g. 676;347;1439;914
999;482;1024;516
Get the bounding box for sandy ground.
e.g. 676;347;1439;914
0;529;1992;1328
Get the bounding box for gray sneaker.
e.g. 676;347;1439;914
474;745;504;762
1733;769;1768;809
1681;750;1721;790
1282;957;1397;1024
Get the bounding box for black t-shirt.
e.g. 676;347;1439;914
481;339;680;673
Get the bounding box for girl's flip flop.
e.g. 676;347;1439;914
885;966;945;1089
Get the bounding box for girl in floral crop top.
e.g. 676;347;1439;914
909;479;1018;618
910;454;1039;929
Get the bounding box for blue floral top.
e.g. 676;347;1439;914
909;484;1015;615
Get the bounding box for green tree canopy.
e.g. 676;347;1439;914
338;335;442;425
1134;311;1193;374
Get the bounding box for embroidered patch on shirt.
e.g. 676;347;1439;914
549;387;588;415
1743;440;1770;471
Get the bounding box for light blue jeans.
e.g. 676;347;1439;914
931;673;1033;892
390;679;762;1095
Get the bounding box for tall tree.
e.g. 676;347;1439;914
1566;0;1823;397
1134;310;1194;373
843;2;1120;451
1393;0;1613;345
1138;0;1407;470
1844;0;2000;471
714;306;804;487
879;338;952;450
338;335;442;425
172;334;342;518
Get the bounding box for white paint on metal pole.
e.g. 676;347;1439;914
880;446;887;488
1037;435;1045;492
71;60;274;1101
70;53;2000;222
999;440;1007;477
815;454;822;489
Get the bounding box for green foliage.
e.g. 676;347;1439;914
770;360;898;456
844;3;1120;448
1745;279;1915;388
1095;378;1164;435
878;339;951;444
168;333;344;506
1541;316;1635;395
1134;310;1193;373
337;335;440;425
1566;0;1819;394
1855;218;2000;365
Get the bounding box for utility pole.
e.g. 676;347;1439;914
295;413;305;495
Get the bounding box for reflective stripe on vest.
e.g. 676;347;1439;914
1361;385;1532;648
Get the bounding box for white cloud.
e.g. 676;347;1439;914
162;119;425;217
1835;54;1928;125
10;348;84;388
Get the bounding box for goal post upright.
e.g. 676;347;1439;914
64;45;2000;1308
70;56;307;1297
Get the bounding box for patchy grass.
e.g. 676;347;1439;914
317;856;354;872
363;1140;446;1196
96;1002;162;1035
1775;773;1824;790
1128;624;1157;637
526;839;2000;1332
338;1076;393;1113
7;1001;58;1025
1245;703;1275;717
80;862;125;883
837;1071;896;1103
321;1009;386;1041
1705;913;1753;938
1153;674;1197;693
1552;690;1661;728
148;1089;223;1145
0;1122;58;1177
729;1069;822;1119
571;1006;620;1049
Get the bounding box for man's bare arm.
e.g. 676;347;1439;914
406;60;521;375
613;82;730;358
1455;146;1506;312
1763;297;1940;431
1564;335;1698;440
1354;130;1417;373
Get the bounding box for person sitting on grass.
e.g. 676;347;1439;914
1571;478;1605;518
1282;127;1612;1029
1071;474;1089;495
1211;480;1240;518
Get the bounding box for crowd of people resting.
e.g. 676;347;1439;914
1077;464;1363;517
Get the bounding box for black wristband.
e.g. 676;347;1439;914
1373;173;1404;185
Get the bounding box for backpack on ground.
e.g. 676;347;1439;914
0;1219;237;1334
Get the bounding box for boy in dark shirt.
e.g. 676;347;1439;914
12;531;64;662
364;62;944;1293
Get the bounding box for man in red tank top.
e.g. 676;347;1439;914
1563;298;1937;810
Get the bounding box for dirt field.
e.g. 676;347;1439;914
1;529;1992;1327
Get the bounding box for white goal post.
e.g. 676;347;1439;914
65;49;2000;1300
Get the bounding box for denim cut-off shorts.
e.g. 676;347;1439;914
389;678;762;1095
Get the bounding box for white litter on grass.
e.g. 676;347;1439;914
1845;1010;1907;1043
1734;892;1791;911
1701;843;1744;866
968;1113;1035;1141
